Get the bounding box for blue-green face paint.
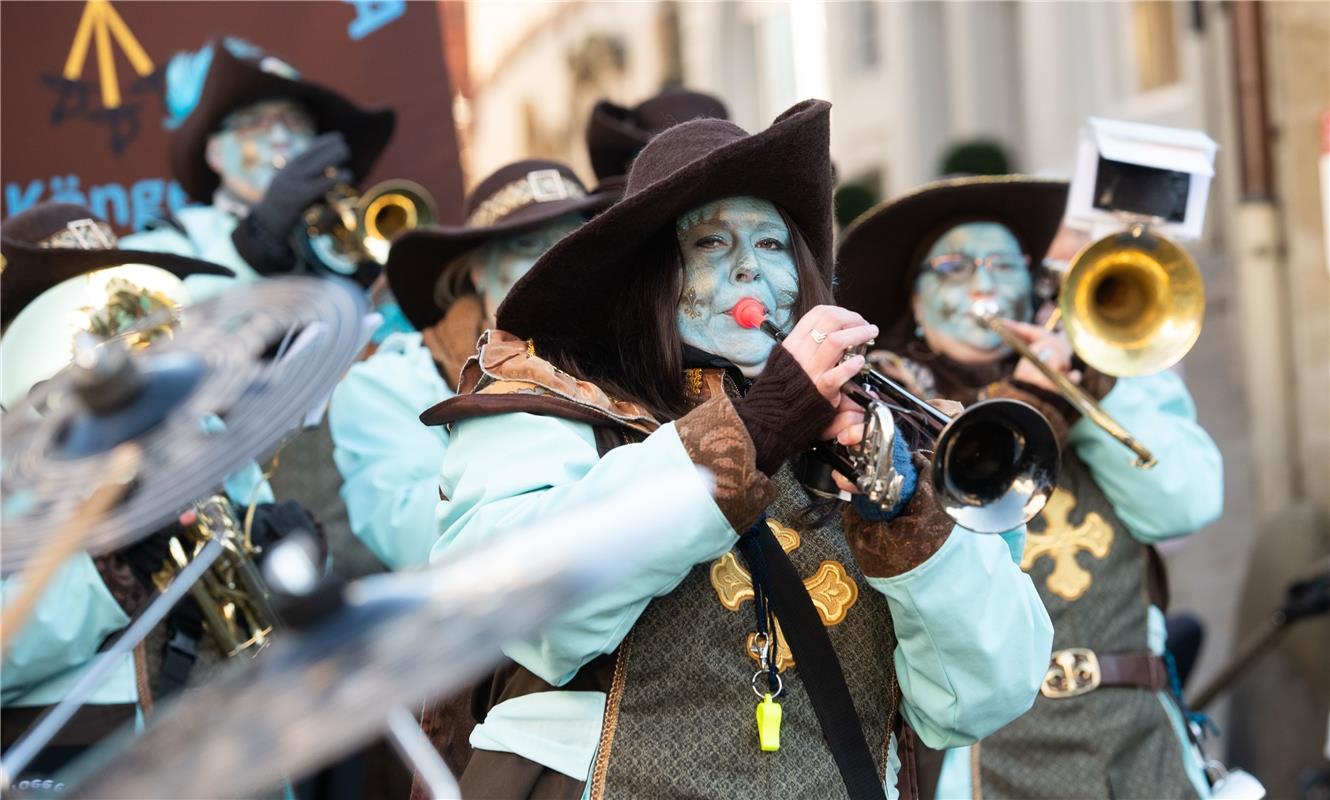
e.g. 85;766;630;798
913;222;1032;353
208;99;316;203
469;212;585;323
675;197;799;377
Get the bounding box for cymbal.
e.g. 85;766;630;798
1;277;366;574
65;474;711;798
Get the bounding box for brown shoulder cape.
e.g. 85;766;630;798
419;329;659;436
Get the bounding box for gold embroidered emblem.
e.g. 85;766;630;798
683;368;704;402
709;519;859;671
1022;488;1113;601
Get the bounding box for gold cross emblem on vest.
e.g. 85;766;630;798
709;519;859;671
1022;487;1113;601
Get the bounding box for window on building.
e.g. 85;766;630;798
846;2;880;73
1132;1;1180;91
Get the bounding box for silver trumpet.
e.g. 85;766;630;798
757;319;1060;533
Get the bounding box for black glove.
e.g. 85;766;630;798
232;132;353;275
121;519;186;591
248;500;327;568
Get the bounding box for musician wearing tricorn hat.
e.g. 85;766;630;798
0;203;322;787
834;176;1223;799
417;100;1053;798
119;37;395;298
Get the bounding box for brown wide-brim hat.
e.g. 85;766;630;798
2;203;235;327
171;42;396;203
586;88;730;181
835;176;1069;351
384;160;616;331
498;99;833;359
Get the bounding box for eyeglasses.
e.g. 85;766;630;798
221;106;315;137
924;252;1031;283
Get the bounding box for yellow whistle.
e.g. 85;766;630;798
756;693;782;752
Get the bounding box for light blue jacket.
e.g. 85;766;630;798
1066;371;1223;543
329;332;451;570
432;409;1054;792
936;372;1223;800
118;205;262;301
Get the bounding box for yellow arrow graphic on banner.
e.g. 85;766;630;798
62;0;154;109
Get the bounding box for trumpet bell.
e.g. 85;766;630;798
356;179;438;264
1060;226;1204;376
932;399;1060;534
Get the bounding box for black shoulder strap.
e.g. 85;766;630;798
745;524;888;800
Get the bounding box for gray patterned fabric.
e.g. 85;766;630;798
976;455;1199;800
597;468;900;799
1024;456;1148;653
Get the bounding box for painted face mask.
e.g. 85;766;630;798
467;213;585;324
913;221;1032;353
207;99;316;203
675;196;799;377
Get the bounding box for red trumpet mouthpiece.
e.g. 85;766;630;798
732;297;767;329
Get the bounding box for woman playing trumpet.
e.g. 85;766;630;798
835;176;1223;799
419;101;1051;799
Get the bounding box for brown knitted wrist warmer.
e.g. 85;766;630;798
733;344;837;475
842;463;953;577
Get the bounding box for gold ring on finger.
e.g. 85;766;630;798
810;328;828;344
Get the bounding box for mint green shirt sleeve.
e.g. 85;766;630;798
431;412;735;686
331;334;452;570
867;527;1053;748
119;206;262;301
1068;372;1223;543
1;554;131;705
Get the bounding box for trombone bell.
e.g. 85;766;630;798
1060;225;1204;377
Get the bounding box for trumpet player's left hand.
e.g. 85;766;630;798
1004;319;1081;391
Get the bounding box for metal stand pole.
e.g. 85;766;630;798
385;706;460;800
1189;613;1288;711
0;539;222;789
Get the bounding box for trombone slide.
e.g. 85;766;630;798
970;307;1157;469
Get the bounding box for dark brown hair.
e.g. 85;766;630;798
542;203;831;421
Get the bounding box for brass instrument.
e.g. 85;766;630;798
758;320;1060;534
154;495;278;657
1059;224;1204;377
299;179;438;268
971;223;1205;469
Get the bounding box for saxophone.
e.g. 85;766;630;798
153;495;279;657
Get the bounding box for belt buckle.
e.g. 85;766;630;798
1041;648;1101;698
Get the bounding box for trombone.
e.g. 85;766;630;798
969;223;1206;470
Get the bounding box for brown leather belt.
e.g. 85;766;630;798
1040;648;1169;698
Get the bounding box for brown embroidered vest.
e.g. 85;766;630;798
420;337;906;800
591;465;899;800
